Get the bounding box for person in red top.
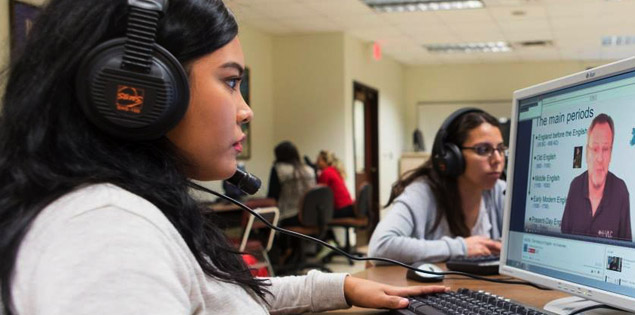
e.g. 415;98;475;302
317;150;355;218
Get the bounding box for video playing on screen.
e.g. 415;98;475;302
519;84;634;241
505;67;635;301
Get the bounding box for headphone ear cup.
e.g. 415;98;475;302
75;38;189;140
443;143;465;177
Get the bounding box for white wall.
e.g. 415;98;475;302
0;0;46;72
268;33;409;207
271;32;346;176
1;1;9;71
404;61;608;152
344;35;407;206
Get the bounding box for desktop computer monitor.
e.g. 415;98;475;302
501;57;635;313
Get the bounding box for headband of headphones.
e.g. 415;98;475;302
432;107;484;177
75;0;190;141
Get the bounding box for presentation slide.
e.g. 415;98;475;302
522;80;635;241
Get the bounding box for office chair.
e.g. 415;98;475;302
323;183;372;265
275;185;334;275
238;206;280;276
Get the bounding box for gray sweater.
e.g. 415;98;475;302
12;184;349;314
368;179;506;264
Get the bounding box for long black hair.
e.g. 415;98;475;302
0;0;269;313
274;140;312;181
385;111;501;237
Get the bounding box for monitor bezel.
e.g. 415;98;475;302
500;56;635;312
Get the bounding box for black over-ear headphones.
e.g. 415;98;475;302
76;0;189;141
432;107;484;177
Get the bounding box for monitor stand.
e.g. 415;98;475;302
544;297;631;314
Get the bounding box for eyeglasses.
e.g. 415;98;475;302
587;145;612;157
461;143;508;158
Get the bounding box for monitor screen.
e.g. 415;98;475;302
501;57;635;312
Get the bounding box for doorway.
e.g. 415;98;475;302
352;81;379;239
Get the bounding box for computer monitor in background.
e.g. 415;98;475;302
498;117;511;148
501;57;635;314
498;117;511;181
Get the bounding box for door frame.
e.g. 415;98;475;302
352;81;380;238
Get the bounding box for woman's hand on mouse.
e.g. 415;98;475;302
465;236;501;256
343;276;449;309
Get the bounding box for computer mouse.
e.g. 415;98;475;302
406;262;445;283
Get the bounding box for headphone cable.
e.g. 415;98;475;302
189;182;550;290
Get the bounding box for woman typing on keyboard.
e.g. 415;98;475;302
0;0;448;314
369;108;506;264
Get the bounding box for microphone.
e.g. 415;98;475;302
227;168;261;195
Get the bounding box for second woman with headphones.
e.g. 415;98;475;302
368;108;507;263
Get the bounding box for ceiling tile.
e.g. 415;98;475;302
448;22;505;41
481;0;527;7
515;48;561;61
545;2;605;19
411;30;463;44
227;0;635;65
504;31;552;43
489;5;547;22
299;0;372;16
349;25;404;42
405;54;442;65
478;52;520;63
395;22;451;38
242;18;292;34
278;17;344;33
328;14;385;29
248;2;316;19
435;8;495;23
436;53;485;64
381;37;423;54
558;47;601;61
498;19;550;34
380;11;442;26
232;0;295;4
226;2;270;20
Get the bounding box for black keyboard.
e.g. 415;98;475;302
446;255;500;275
391;288;555;315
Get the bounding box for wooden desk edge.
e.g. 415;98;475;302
323;265;568;314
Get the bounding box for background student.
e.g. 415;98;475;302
316;150;355;218
0;0;447;313
266;141;316;227
368;109;506;263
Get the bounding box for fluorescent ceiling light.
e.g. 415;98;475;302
424;41;512;53
602;36;635;46
362;0;484;12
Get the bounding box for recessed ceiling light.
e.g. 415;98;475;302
424;41;512;53
361;0;484;13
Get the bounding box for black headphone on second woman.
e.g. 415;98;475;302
431;107;485;177
75;0;189;141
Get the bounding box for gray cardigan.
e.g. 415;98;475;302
13;184;349;314
368;179;506;264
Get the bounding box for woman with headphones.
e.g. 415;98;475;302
0;0;447;314
368;109;507;264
